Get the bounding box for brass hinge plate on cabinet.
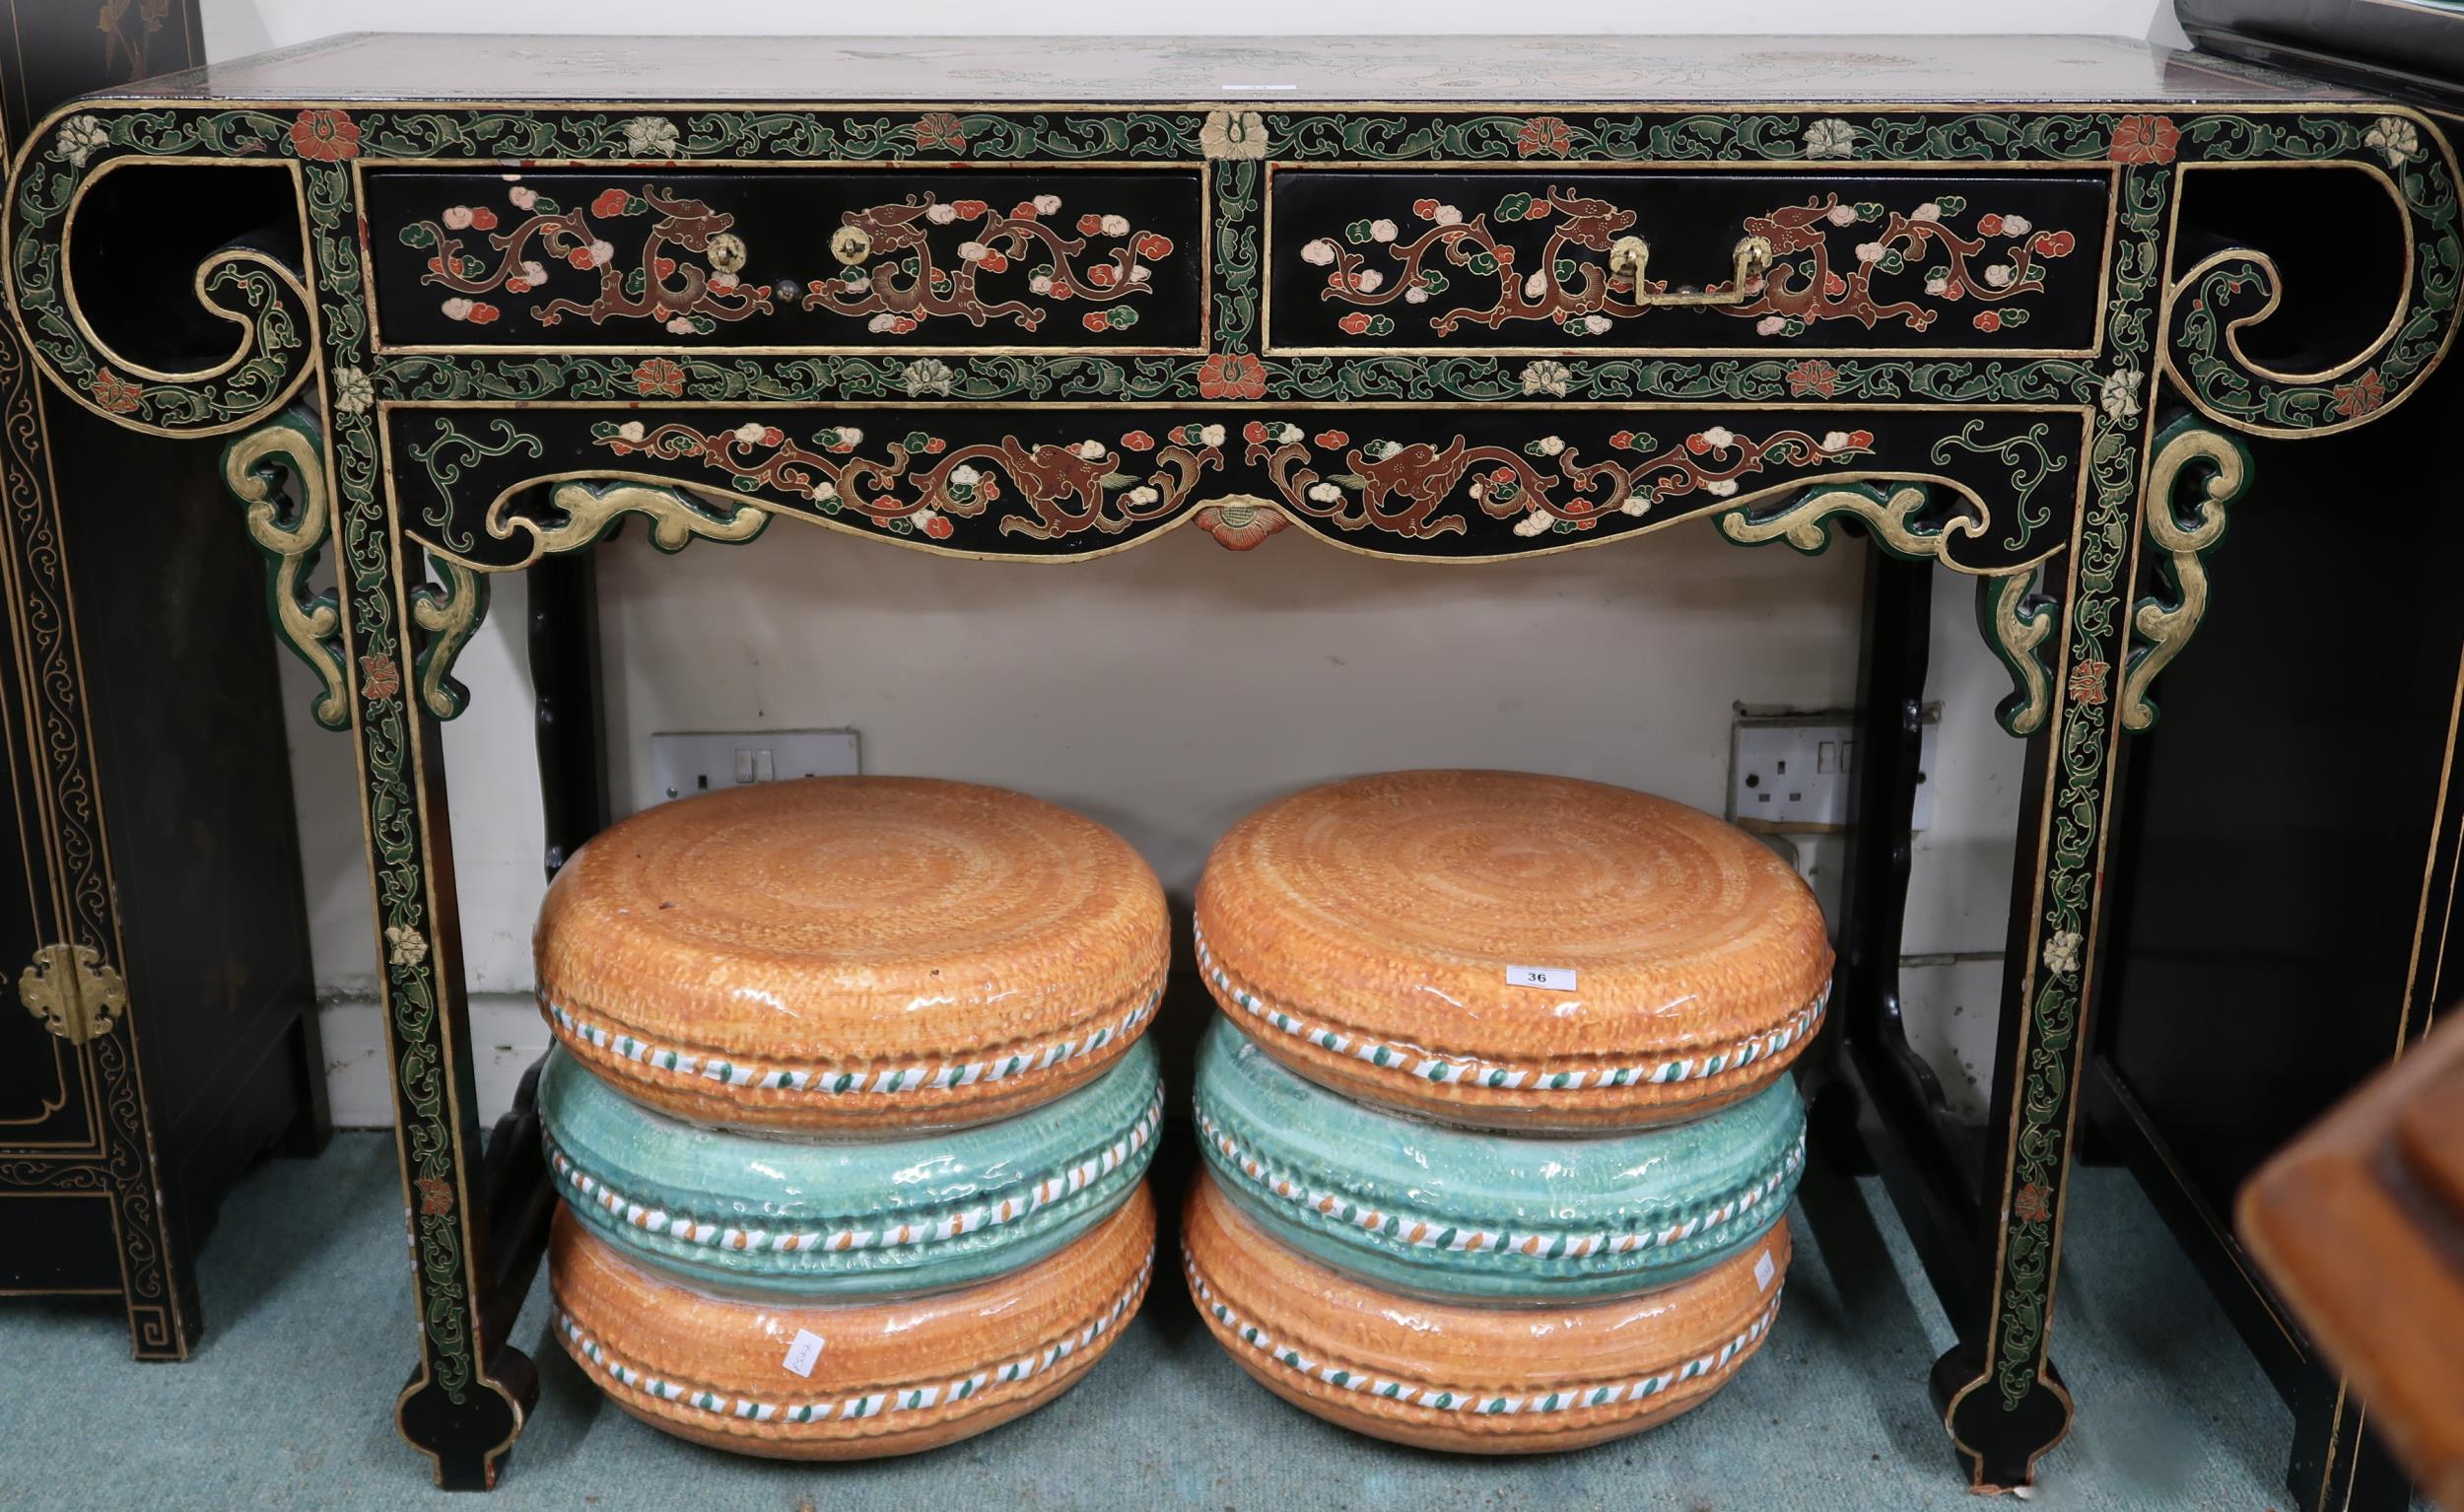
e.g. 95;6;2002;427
20;943;126;1045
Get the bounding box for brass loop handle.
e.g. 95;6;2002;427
829;225;872;266
1608;235;1774;308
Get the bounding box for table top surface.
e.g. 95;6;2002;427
92;32;2360;106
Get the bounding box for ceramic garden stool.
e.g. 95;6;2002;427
1183;1173;1788;1454
534;776;1169;1457
553;1182;1156;1459
539;1035;1162;1297
1193;769;1833;1131
1183;1015;1801;1449
534;775;1172;1133
1191;1016;1803;1302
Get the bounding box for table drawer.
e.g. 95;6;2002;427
1267;169;2109;354
366;167;1207;352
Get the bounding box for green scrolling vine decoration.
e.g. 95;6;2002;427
1930;419;2070;554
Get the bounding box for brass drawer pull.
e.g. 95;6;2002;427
830;225;872;266
1608;234;1773;308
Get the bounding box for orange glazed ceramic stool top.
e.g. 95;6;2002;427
1181;1171;1787;1454
536;777;1170;1133
1194;770;1831;1130
550;1184;1155;1460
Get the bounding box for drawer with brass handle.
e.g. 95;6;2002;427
1266;169;2110;353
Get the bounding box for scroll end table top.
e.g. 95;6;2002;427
92;32;2357;105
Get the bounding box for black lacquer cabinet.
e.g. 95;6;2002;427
0;0;328;1357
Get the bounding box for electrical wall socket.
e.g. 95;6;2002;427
1727;714;1935;833
645;729;860;810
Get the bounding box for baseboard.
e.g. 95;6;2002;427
318;993;551;1128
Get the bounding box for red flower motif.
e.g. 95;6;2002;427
88;368;142;415
1134;232;1175;260
2067;659;2109;707
2332;368;2388;419
952;199;989;219
359;653;401;703
1085;264;1117;290
465;304;499;325
468;206;499;232
1198;353;1267;401
1608;430;1636;448
1241;420;1269;446
591;187;633;219
2108;114;2181;165
632;357;686;397
1082;311;1113;332
1516;115;1573;158
1197;502;1290;551
1973;309;2004;333
2014;1183;2052;1225
922;515;954;540
565;245;601;271
1009;200;1040;220
1313;430;1349;449
1120;430;1156;451
914;112;968;153
415;1176;453;1217
1411;197;1441;218
290;108;360;162
1077;213;1107;236
1977;213;2005;237
1337;311;1375;335
2033;230;2077;258
1785;359;1840;399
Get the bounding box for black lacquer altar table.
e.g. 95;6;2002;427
9;30;2451;1498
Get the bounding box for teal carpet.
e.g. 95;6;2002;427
0;1132;2334;1510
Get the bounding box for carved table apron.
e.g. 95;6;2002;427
7;32;2452;1495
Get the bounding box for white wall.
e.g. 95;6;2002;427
209;0;2175;1124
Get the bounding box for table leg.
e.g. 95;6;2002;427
1928;421;2224;1486
324;463;535;1489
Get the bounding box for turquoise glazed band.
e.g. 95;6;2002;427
540;1037;1161;1298
1194;1015;1803;1302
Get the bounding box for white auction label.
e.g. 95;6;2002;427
1505;964;1577;992
782;1329;825;1378
1753;1248;1777;1293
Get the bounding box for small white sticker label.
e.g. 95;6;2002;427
1753;1248;1777;1293
782;1329;824;1378
1505;965;1577;992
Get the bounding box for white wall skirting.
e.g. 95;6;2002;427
319;994;552;1130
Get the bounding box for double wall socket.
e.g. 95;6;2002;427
1727;712;1935;833
645;729;860;809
